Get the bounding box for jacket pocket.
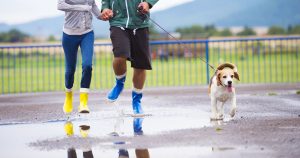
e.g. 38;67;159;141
64;12;85;29
85;12;92;29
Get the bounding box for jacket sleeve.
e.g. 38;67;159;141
146;0;159;9
57;0;90;12
91;0;101;19
101;0;110;12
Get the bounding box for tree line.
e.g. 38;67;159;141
0;29;29;43
268;25;300;35
174;25;300;38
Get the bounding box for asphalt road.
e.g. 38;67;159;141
0;83;299;158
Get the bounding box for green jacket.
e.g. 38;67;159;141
101;0;158;29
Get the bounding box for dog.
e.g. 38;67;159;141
209;63;240;120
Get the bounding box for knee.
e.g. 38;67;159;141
82;65;92;72
66;66;76;74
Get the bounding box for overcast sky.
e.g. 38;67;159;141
0;0;193;24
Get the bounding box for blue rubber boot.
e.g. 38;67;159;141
133;118;144;136
107;76;126;102
132;91;144;114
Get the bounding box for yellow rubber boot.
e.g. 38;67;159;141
63;91;73;114
79;125;90;138
78;93;90;113
64;121;74;137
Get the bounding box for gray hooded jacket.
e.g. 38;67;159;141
57;0;101;35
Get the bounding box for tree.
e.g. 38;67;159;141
0;32;9;42
47;35;56;42
204;25;218;36
7;29;29;42
218;28;233;36
0;29;29;42
287;25;300;35
175;25;204;34
237;26;256;36
175;25;208;38
268;26;285;35
175;25;234;38
287;25;293;34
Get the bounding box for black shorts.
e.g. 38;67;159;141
110;26;152;70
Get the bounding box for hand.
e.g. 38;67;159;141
138;2;149;14
101;9;113;21
97;11;103;20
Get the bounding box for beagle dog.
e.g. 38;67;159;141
209;63;240;120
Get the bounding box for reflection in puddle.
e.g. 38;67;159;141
61;117;150;158
0;106;251;158
112;117;150;158
64;122;94;158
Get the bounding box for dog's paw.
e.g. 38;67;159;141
211;113;223;121
229;108;236;118
210;113;218;120
218;113;224;119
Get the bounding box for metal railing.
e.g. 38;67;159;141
1;36;299;94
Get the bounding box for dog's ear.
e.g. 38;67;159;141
216;71;222;86
232;64;240;81
234;72;240;81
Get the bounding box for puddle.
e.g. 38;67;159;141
0;105;254;158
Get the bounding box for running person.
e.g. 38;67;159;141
101;0;158;114
57;0;101;114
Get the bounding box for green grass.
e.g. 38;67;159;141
0;47;299;94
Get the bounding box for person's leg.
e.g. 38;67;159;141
130;28;151;114
63;33;80;90
68;148;77;158
107;57;127;101
83;151;94;158
107;27;131;102
78;31;94;113
79;125;93;158
64;121;77;158
133;69;146;89
132;69;146;114
113;57;127;76
119;149;129;158
135;149;150;158
62;33;80;114
133;117;144;135
80;31;94;89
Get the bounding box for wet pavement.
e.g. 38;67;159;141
0;83;300;158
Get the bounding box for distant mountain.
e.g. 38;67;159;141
151;0;263;30
215;0;300;27
152;0;300;30
0;23;10;32
0;16;110;38
13;16;64;37
1;0;299;37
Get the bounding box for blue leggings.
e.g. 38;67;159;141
62;31;94;89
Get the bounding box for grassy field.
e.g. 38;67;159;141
0;43;299;94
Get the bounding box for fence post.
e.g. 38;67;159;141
205;40;210;84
